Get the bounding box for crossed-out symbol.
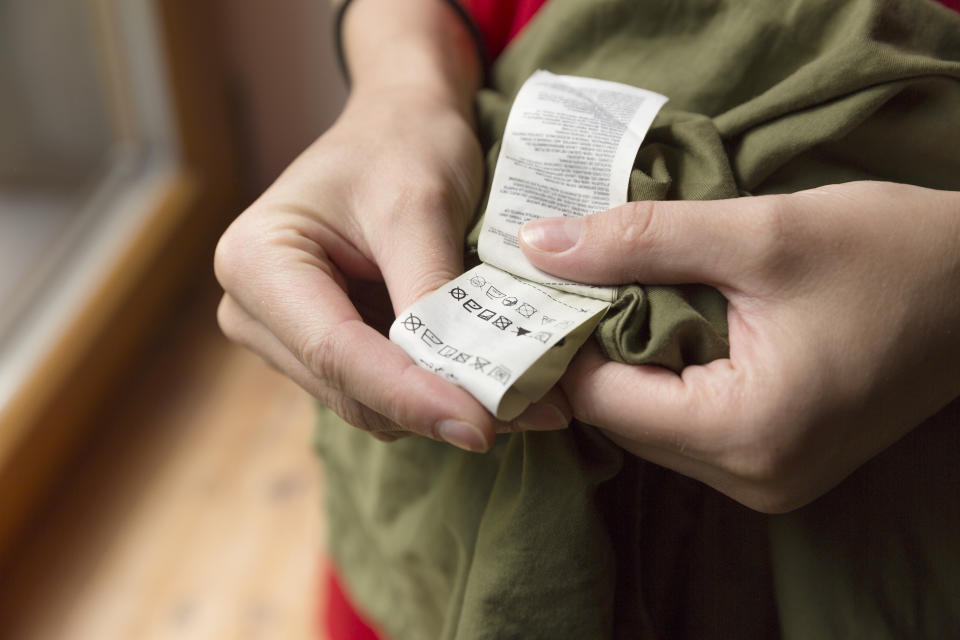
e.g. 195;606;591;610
402;314;423;332
450;287;467;301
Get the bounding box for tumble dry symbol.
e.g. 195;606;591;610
402;314;423;332
517;303;537;318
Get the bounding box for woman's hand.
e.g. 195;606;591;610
214;0;570;452
520;181;960;511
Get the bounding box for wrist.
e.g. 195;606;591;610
341;0;482;119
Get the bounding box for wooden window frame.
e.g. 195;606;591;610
0;0;240;560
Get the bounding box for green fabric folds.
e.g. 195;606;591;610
317;1;960;638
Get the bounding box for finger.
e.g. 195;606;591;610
503;386;572;433
561;345;763;501
216;233;496;452
518;195;789;289
560;341;740;459
218;294;411;436
220;291;566;440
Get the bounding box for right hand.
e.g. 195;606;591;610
214;87;571;452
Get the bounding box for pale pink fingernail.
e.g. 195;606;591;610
437;420;488;452
520;217;582;253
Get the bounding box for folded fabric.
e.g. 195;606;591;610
319;1;960;638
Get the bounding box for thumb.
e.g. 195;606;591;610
518;196;783;288
376;221;466;314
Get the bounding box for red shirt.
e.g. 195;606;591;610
463;0;550;59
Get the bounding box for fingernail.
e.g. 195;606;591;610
437;420;489;452
517;403;569;431
520;217;582;253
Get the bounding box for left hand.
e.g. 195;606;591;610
519;181;960;512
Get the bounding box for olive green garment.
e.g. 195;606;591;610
316;1;960;638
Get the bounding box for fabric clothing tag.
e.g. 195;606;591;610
390;71;666;420
389;263;609;420
478;70;667;301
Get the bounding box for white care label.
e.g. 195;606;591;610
389;71;666;420
389;263;609;420
479;71;668;301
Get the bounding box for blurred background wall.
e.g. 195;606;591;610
213;0;347;194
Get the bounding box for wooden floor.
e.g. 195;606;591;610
0;290;329;640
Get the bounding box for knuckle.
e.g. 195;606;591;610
213;221;249;291
742;197;808;282
381;382;414;431
328;392;403;436
216;296;259;352
571;403;603;429
607;200;658;254
326;394;372;431
299;327;346;392
214;212;268;291
560;361;608;428
215;297;240;341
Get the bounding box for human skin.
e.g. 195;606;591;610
214;0;570;453
217;3;959;512
519;182;960;512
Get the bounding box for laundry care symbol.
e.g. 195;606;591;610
438;346;473;364
450;287;467;301
402;314;423;332
469;275;487;288
485;285;505;300
517;303;537;318
488;364;512;385
492;315;513;331
512;326;531;337
421;328;442;348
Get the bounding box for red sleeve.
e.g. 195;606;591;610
462;0;550;59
